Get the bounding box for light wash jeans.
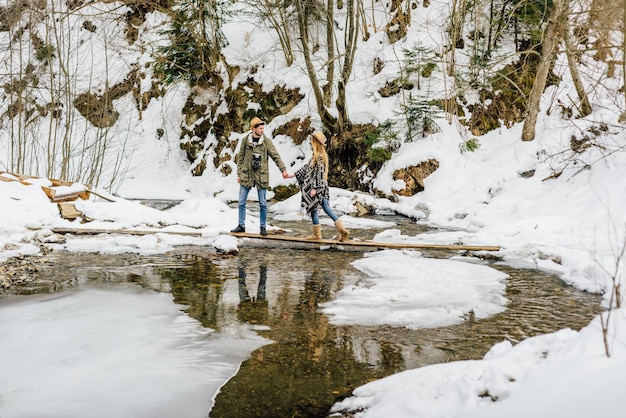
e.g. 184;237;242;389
310;198;339;225
238;186;267;227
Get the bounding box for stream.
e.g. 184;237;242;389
2;207;603;418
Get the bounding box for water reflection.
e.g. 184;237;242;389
161;259;224;330
237;262;269;325
3;237;604;418
203;248;602;418
209;261;392;418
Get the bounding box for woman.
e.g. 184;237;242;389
294;131;350;241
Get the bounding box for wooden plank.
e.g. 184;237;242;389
1;171;91;202
57;203;83;220
230;232;500;251
0;171;34;181
42;185;91;202
51;227;202;237
47;228;499;251
0;172;31;185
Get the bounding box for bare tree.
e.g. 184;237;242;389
323;0;335;107
522;0;565;141
295;0;336;129
594;226;625;358
623;0;626;108
563;18;592;118
522;0;611;140
243;1;296;66
446;0;469;77
336;0;359;128
294;0;361;134
1;2;139;190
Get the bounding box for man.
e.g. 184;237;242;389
231;117;290;236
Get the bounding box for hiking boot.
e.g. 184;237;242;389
334;219;350;242
305;225;322;240
260;226;267;236
231;225;245;233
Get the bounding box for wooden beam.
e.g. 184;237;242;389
47;228;499;252
231;232;500;251
43;186;91;202
52;227;203;237
1;171;91;202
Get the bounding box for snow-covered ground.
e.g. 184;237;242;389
1;0;625;417
2;124;624;416
0;285;269;418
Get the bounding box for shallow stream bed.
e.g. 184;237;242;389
1;211;603;418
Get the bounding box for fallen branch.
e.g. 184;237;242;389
87;189;117;202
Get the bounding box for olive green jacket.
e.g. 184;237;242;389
236;133;287;189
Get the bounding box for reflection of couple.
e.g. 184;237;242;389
237;264;268;325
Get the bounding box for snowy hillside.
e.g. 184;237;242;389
0;0;624;304
2;1;626;417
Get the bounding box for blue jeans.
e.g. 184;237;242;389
310;198;339;225
238;186;267;227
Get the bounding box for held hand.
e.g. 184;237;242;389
282;171;294;179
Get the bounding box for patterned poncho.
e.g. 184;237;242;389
295;156;329;213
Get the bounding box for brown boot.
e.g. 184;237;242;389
334;219;350;242
305;224;322;240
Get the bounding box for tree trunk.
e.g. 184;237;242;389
564;17;592;117
295;0;336;130
336;0;359;130
323;0;335;107
521;0;564;142
623;0;626;108
446;0;467;76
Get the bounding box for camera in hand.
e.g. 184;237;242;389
252;152;261;169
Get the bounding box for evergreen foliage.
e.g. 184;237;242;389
400;95;442;141
364;120;400;163
152;0;230;86
402;42;438;90
460;137;481;153
511;0;554;42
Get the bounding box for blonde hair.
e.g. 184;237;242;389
310;134;329;181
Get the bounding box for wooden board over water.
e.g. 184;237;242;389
49;227;499;251
230;232;500;252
